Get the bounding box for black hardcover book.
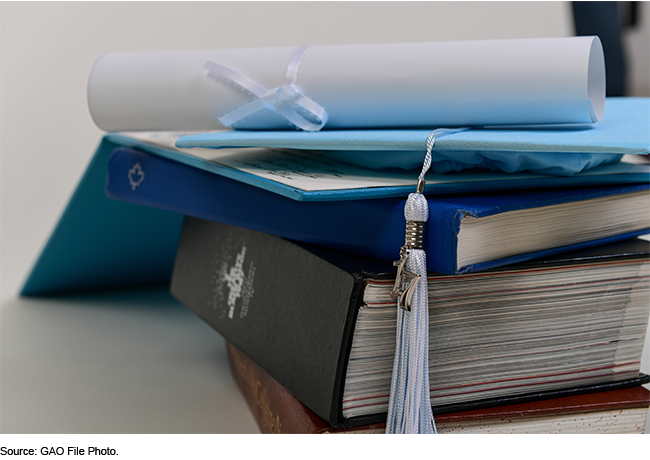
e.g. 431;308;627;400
170;217;650;428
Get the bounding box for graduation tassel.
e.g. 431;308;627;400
385;128;466;434
385;191;434;434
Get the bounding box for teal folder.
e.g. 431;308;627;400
19;138;184;296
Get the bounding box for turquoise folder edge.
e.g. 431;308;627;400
20;138;184;296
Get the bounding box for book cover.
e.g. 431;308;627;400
170;216;650;427
107;146;650;275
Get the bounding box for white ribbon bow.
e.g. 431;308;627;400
203;46;328;132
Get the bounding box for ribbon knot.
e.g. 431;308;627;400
203;46;328;131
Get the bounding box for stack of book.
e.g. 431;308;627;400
100;123;650;433
168;215;650;432
22;39;650;433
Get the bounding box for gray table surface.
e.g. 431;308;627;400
0;288;259;434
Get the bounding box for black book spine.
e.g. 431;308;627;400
170;217;367;426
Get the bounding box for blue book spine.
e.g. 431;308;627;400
106;147;650;275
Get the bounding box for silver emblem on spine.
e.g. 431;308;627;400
210;242;256;320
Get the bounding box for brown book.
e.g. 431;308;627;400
228;342;650;434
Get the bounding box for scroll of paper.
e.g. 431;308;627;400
88;37;605;132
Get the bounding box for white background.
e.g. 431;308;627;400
1;0;649;443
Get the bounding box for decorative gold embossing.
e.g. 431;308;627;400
256;382;281;434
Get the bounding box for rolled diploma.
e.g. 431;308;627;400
87;37;605;132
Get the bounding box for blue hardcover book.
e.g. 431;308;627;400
105;146;650;275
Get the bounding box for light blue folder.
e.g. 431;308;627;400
176;98;649;176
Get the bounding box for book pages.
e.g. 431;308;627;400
344;259;650;418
